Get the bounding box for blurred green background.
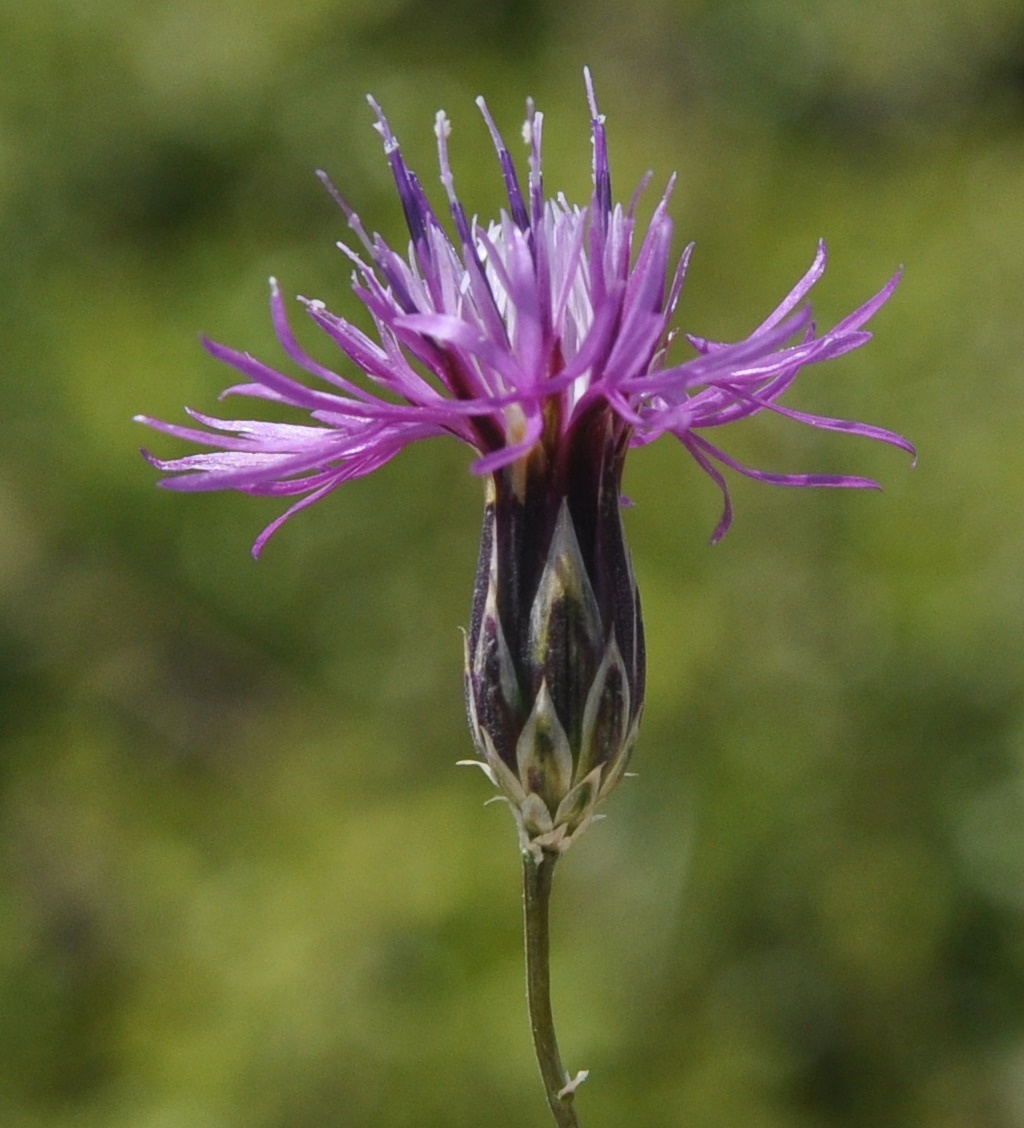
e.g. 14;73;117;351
3;1;1024;1125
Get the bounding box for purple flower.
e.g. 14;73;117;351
136;70;912;557
137;71;911;854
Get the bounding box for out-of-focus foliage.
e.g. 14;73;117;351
2;1;1023;1126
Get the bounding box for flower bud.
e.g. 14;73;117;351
463;408;645;858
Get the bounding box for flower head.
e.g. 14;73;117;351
136;71;912;854
136;69;912;557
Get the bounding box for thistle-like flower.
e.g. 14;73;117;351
136;70;912;857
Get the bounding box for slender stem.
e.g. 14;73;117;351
523;851;584;1128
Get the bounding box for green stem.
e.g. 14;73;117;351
523;852;584;1128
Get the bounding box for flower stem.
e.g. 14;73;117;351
523;852;584;1128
